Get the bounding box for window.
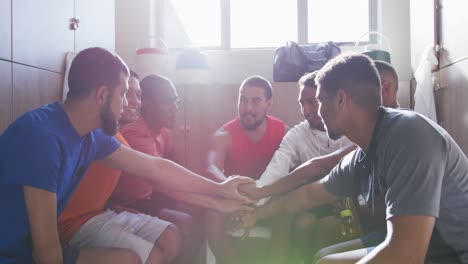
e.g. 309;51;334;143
164;0;375;49
168;0;221;47
308;0;370;43
231;0;297;48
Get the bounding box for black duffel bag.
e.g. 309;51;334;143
273;41;341;82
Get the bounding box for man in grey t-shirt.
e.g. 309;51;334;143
238;53;468;263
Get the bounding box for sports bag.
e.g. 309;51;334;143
273;41;341;82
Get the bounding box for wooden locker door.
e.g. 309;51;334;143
184;84;238;176
0;0;11;60
438;0;468;68
12;64;63;120
12;0;74;73
269;82;304;128
0;61;12;134
74;0;115;52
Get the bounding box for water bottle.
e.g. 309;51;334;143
339;197;362;240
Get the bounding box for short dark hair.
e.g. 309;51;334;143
140;74;175;105
316;53;382;108
240;75;273;100
374;60;399;91
298;71;318;90
129;70;140;80
67;47;129;101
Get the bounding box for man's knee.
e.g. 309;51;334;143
117;249;142;264
312;247;332;263
76;248;141;264
159;208;193;237
175;212;193;237
293;212;319;234
155;224;182;260
315;256;331;264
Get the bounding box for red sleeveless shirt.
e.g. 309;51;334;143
223;115;286;180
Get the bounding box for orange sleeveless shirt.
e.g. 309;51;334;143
223;116;286;180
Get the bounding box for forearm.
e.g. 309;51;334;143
258;181;337;221
33;243;62;264
255;189;306;221
357;242;423;264
153;158;221;196
207;164;227;183
358;216;434;264
163;190;220;210
261;160;325;197
261;145;355;197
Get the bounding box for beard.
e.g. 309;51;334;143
325;127;342;140
306;116;326;132
240;112;266;131
100;99;119;136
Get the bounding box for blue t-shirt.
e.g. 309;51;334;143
0;102;121;263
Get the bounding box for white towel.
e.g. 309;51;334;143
414;46;438;122
62;52;77;102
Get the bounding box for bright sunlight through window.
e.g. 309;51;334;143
168;0;371;48
231;0;297;48
308;0;369;43
171;0;221;47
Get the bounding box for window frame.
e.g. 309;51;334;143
164;0;378;50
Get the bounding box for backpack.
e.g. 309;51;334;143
273;41;341;82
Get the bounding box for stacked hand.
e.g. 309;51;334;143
225;208;258;239
214;198;254;214
218;176;256;203
218;175;263;238
238;182;266;200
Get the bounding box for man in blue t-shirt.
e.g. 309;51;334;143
238;54;468;263
0;47;254;264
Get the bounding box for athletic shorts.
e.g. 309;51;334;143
62;243;80;264
360;230;385;247
68;209;171;263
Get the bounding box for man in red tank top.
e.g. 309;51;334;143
206;75;287;264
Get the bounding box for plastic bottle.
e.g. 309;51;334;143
339;197;362;240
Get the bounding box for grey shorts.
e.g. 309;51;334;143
62;243;80;264
68;210;171;264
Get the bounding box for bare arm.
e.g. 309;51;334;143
161;190;253;214
23;186;62;264
263;144;356;197
357;216;435;263
207;128;231;182
249;179;338;225
102;145;253;202
239;144;356;200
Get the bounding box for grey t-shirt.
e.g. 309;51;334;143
324;108;468;263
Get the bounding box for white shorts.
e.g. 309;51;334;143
68;209;171;263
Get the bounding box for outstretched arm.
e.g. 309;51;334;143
102;144;253;203
244;179;339;228
161;190;254;214
263;144;356;197
240;144;356;200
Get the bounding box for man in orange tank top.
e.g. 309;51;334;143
110;74;216;264
206;75;287;264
